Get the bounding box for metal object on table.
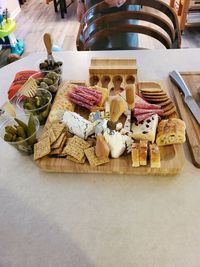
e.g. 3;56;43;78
169;70;200;125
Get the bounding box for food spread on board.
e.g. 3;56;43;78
1;58;187;174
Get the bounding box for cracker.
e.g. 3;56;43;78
163;106;176;116
141;91;166;96
162;102;175;112
40;128;57;144
62;136;90;161
67;155;86;164
144;96;169;102
142;94;168;99
84;147;110;167
67;135;91;150
63;143;85;161
51;122;65;139
140;88;162;93
51;132;66;149
34;137;51;160
50;136;67;155
158;99;173;106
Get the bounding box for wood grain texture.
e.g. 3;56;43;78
14;0;200;58
36;144;184;175
36;59;185;175
171;72;200;168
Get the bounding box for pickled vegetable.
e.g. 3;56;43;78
27;114;37;145
14;118;28;133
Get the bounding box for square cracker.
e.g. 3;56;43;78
40;128;57;144
63;143;85;161
34;137;51;160
84;147;110;167
50;136;67;155
67;135;91;150
67;155;86;164
51;132;66;149
62;136;91;160
51;122;65;139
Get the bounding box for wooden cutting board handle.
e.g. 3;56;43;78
43;33;53;55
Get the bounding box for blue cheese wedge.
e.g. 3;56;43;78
62;111;95;139
131;114;158;143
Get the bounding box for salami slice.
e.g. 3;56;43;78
75;89;100;103
68;94;93;110
134;108;163;115
135;95;161;109
79;86;102;97
68;92;95;105
134;112;155;123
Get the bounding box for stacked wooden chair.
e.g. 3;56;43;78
76;0;181;50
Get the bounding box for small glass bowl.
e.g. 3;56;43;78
0;113;40;155
16;88;52;125
31;71;61;94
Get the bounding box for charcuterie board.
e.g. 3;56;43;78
35;59;185;175
170;72;200;168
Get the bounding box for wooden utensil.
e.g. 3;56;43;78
110;97;125;123
43;33;55;65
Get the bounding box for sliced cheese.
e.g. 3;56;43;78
131;114;158;143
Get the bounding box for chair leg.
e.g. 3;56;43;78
53;0;58;12
60;0;65;18
64;0;67;13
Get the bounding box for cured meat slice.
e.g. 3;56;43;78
134;108;163;116
67;85;103;110
79;86;102;99
135;112;155;123
68;94;93;110
75;89;100;103
74;92;96;105
68;92;95;105
135;95;161;109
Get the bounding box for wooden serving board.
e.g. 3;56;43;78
36;81;185;176
170;72;200;168
36;144;184;175
36;58;185;175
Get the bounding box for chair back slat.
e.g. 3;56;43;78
76;0;181;50
84;24;172;50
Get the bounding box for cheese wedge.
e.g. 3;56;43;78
131;114;158;143
62;111;95;140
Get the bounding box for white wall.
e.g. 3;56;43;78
0;0;21;18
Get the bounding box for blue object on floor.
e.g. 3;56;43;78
11;39;24;55
52;44;62;52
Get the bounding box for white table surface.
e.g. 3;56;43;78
0;49;200;267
